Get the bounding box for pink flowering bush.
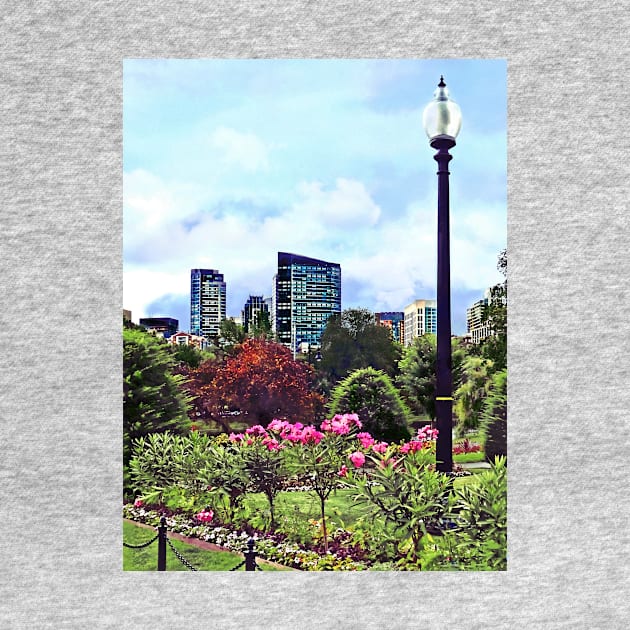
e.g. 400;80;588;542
195;508;214;523
349;451;366;468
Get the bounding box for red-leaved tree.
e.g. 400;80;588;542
187;338;324;430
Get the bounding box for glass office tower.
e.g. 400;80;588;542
190;269;226;338
274;252;341;354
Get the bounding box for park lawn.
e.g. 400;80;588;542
243;474;485;530
453;451;486;463
123;521;290;571
243;487;372;530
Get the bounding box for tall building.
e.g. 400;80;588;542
190;269;226;339
467;288;496;344
274;252;341;353
375;311;405;343
242;295;269;333
403;299;437;346
139;317;179;339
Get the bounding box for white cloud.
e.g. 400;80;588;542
210;126;270;173
294;179;381;228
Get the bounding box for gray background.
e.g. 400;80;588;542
1;1;629;628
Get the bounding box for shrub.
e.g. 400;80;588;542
448;456;507;570
328;367;411;442
480;369;507;462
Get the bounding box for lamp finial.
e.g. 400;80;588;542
438;75;446;87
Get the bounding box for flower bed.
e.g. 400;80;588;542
123;503;368;571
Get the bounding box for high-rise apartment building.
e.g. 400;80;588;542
242;295;269;333
403;299;437;346
467;288;494;344
190;268;226;338
375;311;405;343
274;252;341;353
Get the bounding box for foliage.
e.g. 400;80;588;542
481;369;507;462
320;308;401;383
249;309;273;339
397;334;466;420
187;338;324;429
217;318;247;355
348;447;452;566
236;430;292;528
123;328;191;488
454;355;495;436
480;249;507;371
447;456;507;570
329;367;411;442
170;342;214;369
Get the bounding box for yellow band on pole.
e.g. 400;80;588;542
436;396;453;401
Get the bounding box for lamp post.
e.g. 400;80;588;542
422;76;462;473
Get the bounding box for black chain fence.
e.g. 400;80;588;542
123;515;263;571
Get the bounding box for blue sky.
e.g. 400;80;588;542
123;59;506;334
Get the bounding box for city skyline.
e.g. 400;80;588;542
123;59;507;334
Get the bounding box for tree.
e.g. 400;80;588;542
319;308;401;383
250;310;272;339
170;342;214;369
481;249;507;371
188;338;324;428
217;318;246;355
454;355;495;436
396;334;466;421
481;369;507;462
328;367;412;442
123;328;191;487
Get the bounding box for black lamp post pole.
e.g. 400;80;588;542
432;135;455;473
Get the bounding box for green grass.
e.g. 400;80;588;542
453;451;486;463
122;521;291;571
243;487;372;530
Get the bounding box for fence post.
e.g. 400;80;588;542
157;515;167;571
244;538;256;571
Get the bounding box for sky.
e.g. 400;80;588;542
123;59;506;335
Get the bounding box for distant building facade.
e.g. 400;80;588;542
241;295;270;333
190;269;226;338
403;299;437;346
375;311;405;343
169;332;209;350
139;317;179;339
467;287;499;344
123;309;132;322
274;252;341;353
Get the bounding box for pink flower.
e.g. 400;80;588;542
229;432;245;443
267;419;289;432
245;425;267;436
300;426;324;445
349;451;366;468
195;509;214;523
400;438;427;454
344;413;362;429
262;436;283;451
357;432;375;449
133;498;143;508
337;465;349;477
372;441;388;454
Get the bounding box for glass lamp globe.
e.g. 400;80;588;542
422;76;462;142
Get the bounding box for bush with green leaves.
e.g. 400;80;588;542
448;456;507;570
123;328;191;490
481;369;507;462
454;355;494;436
328;367;411;442
348;447;452;566
396;334;466;421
